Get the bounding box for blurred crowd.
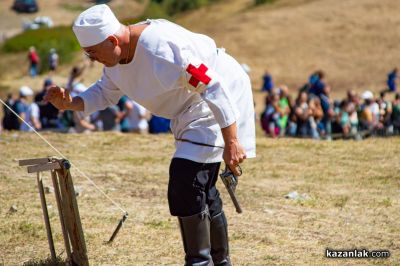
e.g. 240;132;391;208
1;64;171;134
260;68;400;140
1;56;399;141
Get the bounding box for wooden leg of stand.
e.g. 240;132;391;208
57;169;89;266
37;172;57;262
56;169;77;265
63;168;89;266
51;170;72;263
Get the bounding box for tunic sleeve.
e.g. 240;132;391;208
78;69;124;116
152;47;239;129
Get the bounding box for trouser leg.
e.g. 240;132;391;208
205;164;231;266
168;158;223;216
168;158;224;265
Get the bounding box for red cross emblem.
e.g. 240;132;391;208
186;63;212;88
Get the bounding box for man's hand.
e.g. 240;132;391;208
223;139;246;176
221;122;246;176
44;86;72;110
44;86;84;111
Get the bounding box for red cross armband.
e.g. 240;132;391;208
184;61;215;93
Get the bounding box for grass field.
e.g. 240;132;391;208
0;131;399;265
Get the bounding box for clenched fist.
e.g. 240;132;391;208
44;86;72;110
44;86;84;111
223;139;246;176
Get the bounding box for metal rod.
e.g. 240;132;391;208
107;213;129;244
37;172;57;261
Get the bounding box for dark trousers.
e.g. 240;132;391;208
168;158;223;218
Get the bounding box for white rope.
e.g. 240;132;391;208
0;98;127;214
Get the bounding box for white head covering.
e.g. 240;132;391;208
362;90;374;100
72;4;121;48
19;86;33;97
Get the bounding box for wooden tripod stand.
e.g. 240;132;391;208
19;157;89;266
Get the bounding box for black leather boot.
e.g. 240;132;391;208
210;212;231;266
178;207;214;266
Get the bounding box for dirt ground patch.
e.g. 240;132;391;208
0;132;398;265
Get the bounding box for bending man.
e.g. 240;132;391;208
45;4;256;265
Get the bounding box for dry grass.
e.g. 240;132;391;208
0;131;399;265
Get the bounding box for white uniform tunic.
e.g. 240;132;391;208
79;19;256;163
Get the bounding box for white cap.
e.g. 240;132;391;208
362;90;374;100
19;86;33;97
72;4;121;48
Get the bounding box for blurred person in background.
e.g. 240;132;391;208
309;70;326;97
35;78;59;130
70;83;96;133
294;91;312;138
346;90;360;134
260;91;281;137
148;115;171;134
71;111;96;133
347;100;359;136
299;71;318;93
66;65;86;90
117;96;149;133
391;93;400;134
48;48;59;72
117;95;131;132
8;86;34;130
92;105;121;131
347;90;361;108
318;84;333;140
377;91;393;135
276;85;291;136
387;68;397;93
308;96;323;139
18;86;41;132
359;91;382;133
2;93;18;130
28;46;40;77
261;70;274;93
332;100;354;138
124;99;149;133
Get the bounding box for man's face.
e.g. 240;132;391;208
83;38;121;67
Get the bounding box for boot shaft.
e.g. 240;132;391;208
178;207;213;266
210;212;231;266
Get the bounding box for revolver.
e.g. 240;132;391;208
219;164;243;213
